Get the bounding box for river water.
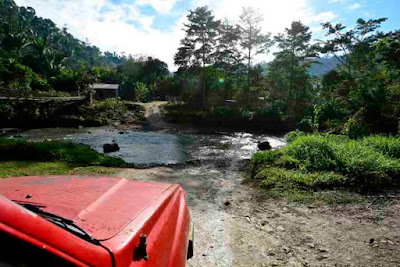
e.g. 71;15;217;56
9;127;286;165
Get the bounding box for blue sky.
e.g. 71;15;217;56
15;0;400;70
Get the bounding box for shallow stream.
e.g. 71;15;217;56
9;127;286;165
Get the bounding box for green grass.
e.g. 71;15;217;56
250;132;400;204
0;161;121;178
0;139;128;178
362;135;400;159
0;138;126;166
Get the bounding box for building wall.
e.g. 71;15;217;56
93;89;118;100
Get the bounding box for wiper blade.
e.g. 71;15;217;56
19;203;100;245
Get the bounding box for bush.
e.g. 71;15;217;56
362;135;400;159
250;134;400;192
285;130;306;143
240;108;253;119
250;150;281;175
80;98;128;125
342;108;368;139
134;82;151;103
286;135;338;172
258;99;286;118
333;140;399;189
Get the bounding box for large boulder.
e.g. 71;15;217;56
258;141;271;151
103;143;120;153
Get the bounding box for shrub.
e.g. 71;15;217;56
332;140;399;189
240;108;253;119
285;130;306;143
258;99;286;118
286;135;339;172
251;134;400;192
134;82;151;103
80;98;128;124
342;108;368;139
362;135;400;159
250;150;282;177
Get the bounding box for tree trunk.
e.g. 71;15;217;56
201;45;206;108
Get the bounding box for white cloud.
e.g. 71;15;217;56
328;0;346;3
348;3;362;9
136;0;178;14
15;0;184;69
15;0;337;70
193;0;337;63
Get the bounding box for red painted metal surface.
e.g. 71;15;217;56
0;176;192;266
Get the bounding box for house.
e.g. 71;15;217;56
90;84;119;100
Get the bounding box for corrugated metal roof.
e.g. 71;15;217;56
91;84;119;90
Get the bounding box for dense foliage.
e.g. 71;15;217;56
250;133;400;196
0;0;169;102
1;1;399;134
169;6;400;135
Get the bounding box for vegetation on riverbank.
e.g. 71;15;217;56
249;132;400;204
0;138;127;166
0;97;142;128
0;161;122;178
0;1;172;128
166;7;400;135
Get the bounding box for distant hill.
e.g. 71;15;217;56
308;57;341;77
258;56;341;78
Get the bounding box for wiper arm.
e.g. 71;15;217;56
19;203;100;245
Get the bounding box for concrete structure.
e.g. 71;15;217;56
90;84;119;100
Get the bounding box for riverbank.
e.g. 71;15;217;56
162;102;296;134
0;138;130;178
0;98;146;128
1;103;399;266
249;132;400;205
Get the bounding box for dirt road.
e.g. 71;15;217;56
117;102;400;266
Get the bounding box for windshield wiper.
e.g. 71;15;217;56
19;203;100;245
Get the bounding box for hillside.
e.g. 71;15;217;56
308;56;341;77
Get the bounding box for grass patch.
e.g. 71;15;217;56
0;138;126;166
0;138;128;178
362;135;400;159
0;161;74;177
0;161;121;178
250;132;400;204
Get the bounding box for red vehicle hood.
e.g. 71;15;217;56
0;175;174;240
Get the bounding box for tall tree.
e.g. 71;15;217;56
268;21;316;119
238;7;273;88
319;18;388;75
174;6;221;107
213;19;241;70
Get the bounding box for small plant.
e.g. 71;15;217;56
134;82;151;103
285;130;306;143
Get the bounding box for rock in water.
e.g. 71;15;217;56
258;141;271;151
103;143;120;153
